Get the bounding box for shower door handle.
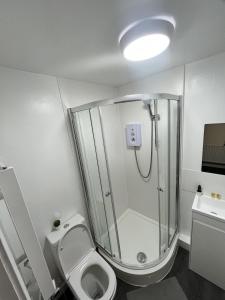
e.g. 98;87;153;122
105;191;111;197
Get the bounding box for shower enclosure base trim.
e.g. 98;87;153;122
99;234;178;286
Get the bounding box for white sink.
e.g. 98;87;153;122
190;193;225;290
192;194;225;220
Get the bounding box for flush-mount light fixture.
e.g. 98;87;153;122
119;18;174;61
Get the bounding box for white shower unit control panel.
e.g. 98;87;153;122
126;123;142;147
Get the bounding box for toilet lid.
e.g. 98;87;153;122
58;224;95;276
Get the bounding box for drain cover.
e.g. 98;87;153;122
137;252;147;263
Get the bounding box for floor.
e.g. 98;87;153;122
109;209;161;266
115;247;225;300
55;247;225;300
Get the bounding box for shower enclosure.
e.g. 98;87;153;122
69;94;181;286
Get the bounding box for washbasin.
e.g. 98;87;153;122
192;194;225;220
190;193;225;290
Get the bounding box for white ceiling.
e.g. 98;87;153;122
0;0;225;86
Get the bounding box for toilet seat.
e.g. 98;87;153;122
68;250;117;300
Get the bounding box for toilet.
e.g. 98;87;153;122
47;214;117;300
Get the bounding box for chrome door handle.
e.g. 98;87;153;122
105;191;111;197
157;187;164;192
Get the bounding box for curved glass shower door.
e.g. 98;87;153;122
74;108;120;258
99;101;160;267
70;94;180;269
157;99;179;258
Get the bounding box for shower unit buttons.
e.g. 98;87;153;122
126;123;142;147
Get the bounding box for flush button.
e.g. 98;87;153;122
63;223;69;229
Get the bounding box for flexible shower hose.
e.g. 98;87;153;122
134;105;154;181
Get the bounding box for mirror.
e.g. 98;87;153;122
201;123;225;175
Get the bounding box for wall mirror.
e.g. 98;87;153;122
202;123;225;175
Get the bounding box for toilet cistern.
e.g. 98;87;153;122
47;214;117;300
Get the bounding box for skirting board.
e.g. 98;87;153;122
178;233;190;251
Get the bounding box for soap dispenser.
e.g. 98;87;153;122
197;185;202;195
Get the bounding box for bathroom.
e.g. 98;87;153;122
0;0;225;299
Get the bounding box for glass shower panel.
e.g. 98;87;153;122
75;110;112;254
99;101;160;266
157;99;179;254
168;101;179;244
156;100;169;256
0;199;43;300
89;107;120;259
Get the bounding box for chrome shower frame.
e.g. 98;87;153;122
68;93;182;272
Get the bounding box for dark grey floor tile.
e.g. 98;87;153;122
55;247;225;300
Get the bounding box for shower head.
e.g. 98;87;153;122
142;98;159;121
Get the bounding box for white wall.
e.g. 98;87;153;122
0;66;116;280
119;101;158;220
58;77;117;107
181;52;225;239
0;67;80;248
118;66;184;96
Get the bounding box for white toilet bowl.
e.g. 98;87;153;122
47;214;117;300
69;251;116;299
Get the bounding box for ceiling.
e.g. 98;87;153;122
0;0;225;86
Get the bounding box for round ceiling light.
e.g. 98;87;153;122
119;18;174;61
